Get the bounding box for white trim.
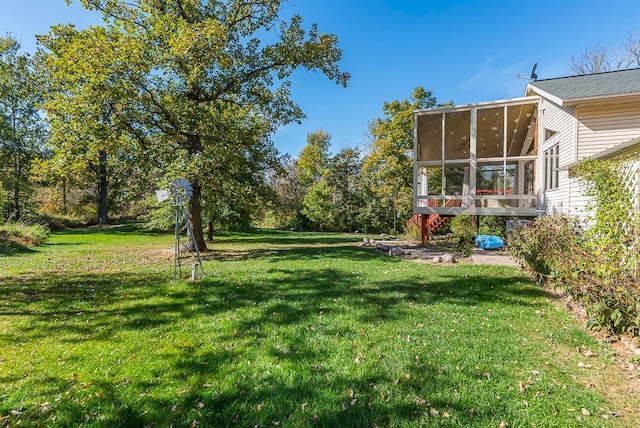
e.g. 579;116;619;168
416;195;537;201
589;135;640;160
564;92;640;106
414;206;540;216
526;84;564;106
572;115;578;163
441;113;446;194
416;156;538;166
413;108;419;211
414;96;539;115
470;109;477;197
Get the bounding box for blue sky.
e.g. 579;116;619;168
2;0;640;156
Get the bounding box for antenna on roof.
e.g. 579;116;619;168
517;62;538;81
530;63;538;80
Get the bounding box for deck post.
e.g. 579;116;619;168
421;214;428;245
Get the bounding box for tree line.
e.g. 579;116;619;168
2;1;636;247
2;0;351;250
268;87;439;234
0;0;442;245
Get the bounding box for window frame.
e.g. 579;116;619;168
544;143;559;190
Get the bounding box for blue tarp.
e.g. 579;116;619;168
475;234;504;250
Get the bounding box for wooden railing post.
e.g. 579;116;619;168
421;214;428;245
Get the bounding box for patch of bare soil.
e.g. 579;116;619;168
358;239;473;264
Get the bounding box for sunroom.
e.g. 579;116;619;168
413;96;540;216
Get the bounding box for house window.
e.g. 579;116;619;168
544;144;559;190
524;161;535;194
544;128;558;141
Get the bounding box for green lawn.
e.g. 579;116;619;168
0;225;638;427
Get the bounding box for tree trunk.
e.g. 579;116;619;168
207;221;213;241
62;176;68;215
98;150;109;225
188;180;207;251
12;111;20;220
13;142;20;220
184;133;207;251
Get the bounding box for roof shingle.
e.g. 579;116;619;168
528;68;640;101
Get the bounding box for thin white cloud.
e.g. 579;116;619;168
459;57;531;99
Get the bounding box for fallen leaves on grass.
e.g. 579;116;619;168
517;381;527;393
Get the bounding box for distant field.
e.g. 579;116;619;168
0;225;638;427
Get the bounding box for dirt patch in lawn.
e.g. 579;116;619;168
363;240;518;267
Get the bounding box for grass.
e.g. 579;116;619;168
0;222;50;252
0;225;638;427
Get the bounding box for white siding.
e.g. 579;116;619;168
570;104;640;219
577;104;640;158
537;98;575;215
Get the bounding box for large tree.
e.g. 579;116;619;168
41;0;349;249
296;129;331;188
289;129;331;230
570;32;640;75
361;87;439;231
0;36;47;221
326;147;362;232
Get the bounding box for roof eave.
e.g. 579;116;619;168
563;92;640;106
525;83;565;106
414;95;539;115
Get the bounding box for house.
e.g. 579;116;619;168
413;68;640;237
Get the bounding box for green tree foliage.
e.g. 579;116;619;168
268;87;445;234
290;130;365;232
37;22;152;224
268;154;307;229
361;87;439;231
298;146;363;233
301;179;334;232
264;128;363;232
41;0;349;249
0;36;48;221
327;147;362;232
296;129;331;187
449;215;475;255
203;136;279;232
295;129;332;231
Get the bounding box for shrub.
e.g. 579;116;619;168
0;222;50;249
478;215;507;237
450;215;475;255
510;215;640;336
37;214;85;230
509;215;585;283
403;220;422;243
